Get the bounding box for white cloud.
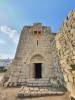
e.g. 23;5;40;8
0;40;6;44
0;25;19;44
0;53;14;59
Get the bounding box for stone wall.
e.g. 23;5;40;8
56;10;75;98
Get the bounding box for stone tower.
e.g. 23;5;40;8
3;23;64;90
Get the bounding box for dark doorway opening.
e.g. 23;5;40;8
34;63;42;79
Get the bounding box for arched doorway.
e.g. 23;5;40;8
30;54;44;79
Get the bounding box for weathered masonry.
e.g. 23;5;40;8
3;23;64;90
56;10;75;99
1;9;75;99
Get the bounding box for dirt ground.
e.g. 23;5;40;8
0;87;70;100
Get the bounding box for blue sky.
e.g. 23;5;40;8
0;0;75;59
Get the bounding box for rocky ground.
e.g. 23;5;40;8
0;72;70;100
0;87;70;100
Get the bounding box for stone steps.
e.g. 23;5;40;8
17;86;64;98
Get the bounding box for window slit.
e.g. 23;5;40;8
37;40;38;46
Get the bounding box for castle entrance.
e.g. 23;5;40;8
34;63;42;79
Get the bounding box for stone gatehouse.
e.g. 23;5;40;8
3;23;64;89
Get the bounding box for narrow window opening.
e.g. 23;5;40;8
34;63;42;79
34;31;37;35
37;40;38;46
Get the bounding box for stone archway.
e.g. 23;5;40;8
30;54;44;79
30;54;44;63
